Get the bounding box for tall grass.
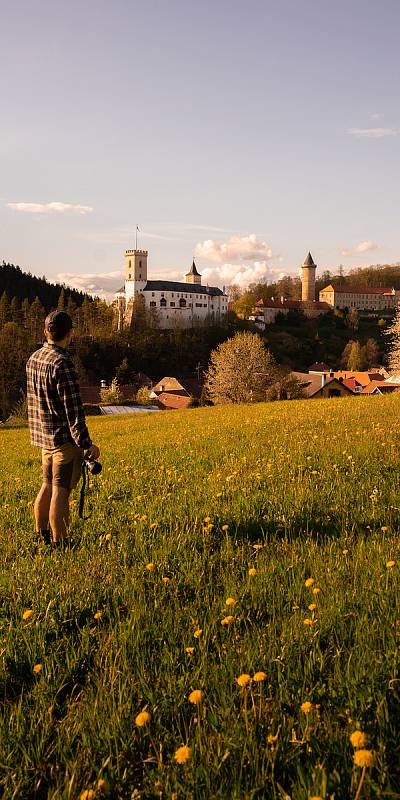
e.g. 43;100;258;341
0;396;399;799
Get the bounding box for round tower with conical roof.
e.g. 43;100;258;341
301;252;317;302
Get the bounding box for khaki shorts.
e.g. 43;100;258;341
42;443;84;491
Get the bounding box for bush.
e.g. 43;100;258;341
99;378;123;404
136;386;152;406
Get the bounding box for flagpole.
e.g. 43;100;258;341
135;225;138;250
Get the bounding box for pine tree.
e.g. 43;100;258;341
0;291;10;327
10;296;22;326
57;287;66;309
384;305;400;373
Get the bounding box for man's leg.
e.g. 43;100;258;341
34;482;52;533
49;486;71;542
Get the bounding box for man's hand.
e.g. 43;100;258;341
85;444;100;461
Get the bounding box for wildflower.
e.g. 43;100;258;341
300;701;313;714
221;615;235;626
162;576;170;584
236;673;251;687
309;796;323;800
174;745;192;764
353;749;374;768
225;597;236;606
222;524;229;531
203;516;211;523
253;543;263;551
381;526;388;533
105;533;112;541
303;618;314;626
312;587;321;595
248;567;257;577
267;733;278;744
80;792;95;800
386;560;396;568
253;671;266;682
305;578;314;587
188;689;203;704
146;562;155;571
33;663;42;674
350;730;367;748
185;646;195;655
308;603;317;611
342;548;348;555
97;779;109;794
94;611;102;620
135;710;151;727
22;609;33;620
193;628;202;639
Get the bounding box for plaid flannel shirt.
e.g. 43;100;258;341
26;343;92;450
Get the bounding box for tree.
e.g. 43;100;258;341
205;331;277;405
363;337;380;368
0;322;31;417
232;292;256;320
136;386;152;405
267;374;306;401
346;308;359;333
384;305;400;372
0;291;10;327
57;287;66;309
347;340;365;371
100;378;123;404
116;357;132;384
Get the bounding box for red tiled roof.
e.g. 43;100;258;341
322;284;394;295
156;392;192;410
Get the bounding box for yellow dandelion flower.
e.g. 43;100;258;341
350;730;366;748
222;524;229;531
342;548;348;555
225;597;236;606
267;733;278;744
305;577;314;587
22;609;34;620
300;701;313;714
253;543;263;550
146;562;155;571
188;689;203;704
236;673;251;687
308;603;317;611
253;671;266;682
353;749;374;768
381;526;389;533
309;796;323;800
162;576;170;584
135;710;151;727
248;567;257;577
185;646;195;654
105;533;112;541
193;628;202;639
303;618;314;626
94;611;102;620
174;745;192;764
33;663;42;674
386;560;396;568
80;791;95;800
97;779;109;794
203;516;211;523
312;587;321;595
221;615;235;626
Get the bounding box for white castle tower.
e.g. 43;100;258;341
124;249;148;304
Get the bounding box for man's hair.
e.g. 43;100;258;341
44;310;73;341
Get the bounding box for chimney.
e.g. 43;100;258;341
321;373;326;388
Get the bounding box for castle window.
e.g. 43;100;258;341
139;260;142;268
172;293;174;297
170;302;175;307
179;298;186;308
150;301;156;307
129;260;131;269
160;298;167;307
152;292;155;297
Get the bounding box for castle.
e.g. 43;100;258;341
115;249;228;330
252;252;331;326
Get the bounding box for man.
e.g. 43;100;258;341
26;310;100;545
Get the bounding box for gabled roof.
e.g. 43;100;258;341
156;392;192;410
303;252;316;267
185;259;201;277
361;381;383;394
152;376;202;397
290;372;355;398
142;280;224;296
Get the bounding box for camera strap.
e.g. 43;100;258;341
79;462;91;520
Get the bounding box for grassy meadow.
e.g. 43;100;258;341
1;396;400;799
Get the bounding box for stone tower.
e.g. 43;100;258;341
301;252;317;302
125;249;148;305
185;259;201;285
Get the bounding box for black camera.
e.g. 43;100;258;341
82;458;102;476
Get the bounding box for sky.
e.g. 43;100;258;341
2;0;400;299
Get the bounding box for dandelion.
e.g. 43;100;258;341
162;576;170;584
222;524;229;531
253;543;263;551
353;749;374;768
236;673;251;687
22;609;33;620
146;562;155;571
303;618;314;626
267;733;278;744
225;597;236;606
80;792;95;800
185;646;195;655
301;701;313;714
309;796;323;800
253;672;266;682
381;526;388;533
312;587;321;595
193;628;202;639
248;567;257;577
94;611;102;620
174;745;192;764
135;710;151;727
188;689;203;704
33;663;42;674
308;603;317;611
386;560;396;568
97;779;109;794
342;548;349;555
221;615;235;626
105;533;112;541
305;577;314;587
203;516;211;523
350;730;367;748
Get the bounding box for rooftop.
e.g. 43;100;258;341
142;280;224;296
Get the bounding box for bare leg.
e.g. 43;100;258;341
49;486;71;542
34;483;52;531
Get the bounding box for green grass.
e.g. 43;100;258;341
1;396;400;799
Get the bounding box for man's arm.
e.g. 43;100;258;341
55;357;93;450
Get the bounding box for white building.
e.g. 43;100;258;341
319;284;399;311
116;249;228;330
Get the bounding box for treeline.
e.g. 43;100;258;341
0;262;89;309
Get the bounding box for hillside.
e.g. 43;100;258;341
1;396;399;798
0;261;89;309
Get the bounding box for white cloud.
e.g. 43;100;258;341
7;201;93;215
200;261;284;289
341;240;379;257
348;127;400;139
56;270;123;300
195;234;274;263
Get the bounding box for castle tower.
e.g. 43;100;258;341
125;249;148;304
301;252;317;302
185;259;201;285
